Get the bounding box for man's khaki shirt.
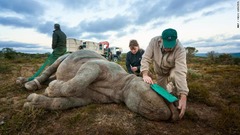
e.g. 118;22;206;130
141;36;189;95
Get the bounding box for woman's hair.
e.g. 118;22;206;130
129;39;139;49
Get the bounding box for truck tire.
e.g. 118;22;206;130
113;57;118;62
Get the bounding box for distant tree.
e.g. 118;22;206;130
2;48;17;59
207;51;218;62
185;47;198;62
186;47;198;57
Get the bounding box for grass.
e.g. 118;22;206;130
187;81;211;105
0;54;240;135
0;64;11;74
214;106;240;135
184;110;199;122
0;108;48;134
64;104;99;127
187;68;203;80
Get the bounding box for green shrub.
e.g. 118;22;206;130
187;68;202;80
233;57;240;65
188;82;210;104
218;53;234;65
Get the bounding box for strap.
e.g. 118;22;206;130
33;79;41;89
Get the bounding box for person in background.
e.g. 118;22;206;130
50;23;67;64
126;39;144;76
140;28;189;120
28;24;67;81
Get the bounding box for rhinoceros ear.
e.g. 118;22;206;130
150;84;178;103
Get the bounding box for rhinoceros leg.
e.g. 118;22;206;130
24;54;69;91
24;93;92;110
45;62;101;97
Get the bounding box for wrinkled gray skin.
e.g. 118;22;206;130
17;50;178;121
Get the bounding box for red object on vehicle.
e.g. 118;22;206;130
99;41;109;48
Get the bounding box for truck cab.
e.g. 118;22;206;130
108;47;122;62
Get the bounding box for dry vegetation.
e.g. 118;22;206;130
0;54;239;135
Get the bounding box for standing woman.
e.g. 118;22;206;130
126;40;145;76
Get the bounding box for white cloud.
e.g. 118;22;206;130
0;25;51;47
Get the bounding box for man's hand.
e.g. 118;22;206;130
178;94;187;119
142;75;154;84
142;71;154;84
131;67;138;72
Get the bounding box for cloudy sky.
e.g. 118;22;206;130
0;0;239;54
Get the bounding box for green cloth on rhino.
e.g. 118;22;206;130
49;47;67;65
28;47;67;81
28;27;67;81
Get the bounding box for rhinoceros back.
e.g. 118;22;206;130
68;50;107;62
56;50;107;81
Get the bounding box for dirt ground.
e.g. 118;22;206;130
0;57;239;135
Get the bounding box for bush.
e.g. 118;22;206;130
207;51;218;63
218;53;234;65
233;57;240;65
2;48;17;60
187;82;211;104
187;68;202;80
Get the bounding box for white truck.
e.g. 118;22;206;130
66;38;122;62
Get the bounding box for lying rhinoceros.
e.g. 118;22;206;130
17;50;178;121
